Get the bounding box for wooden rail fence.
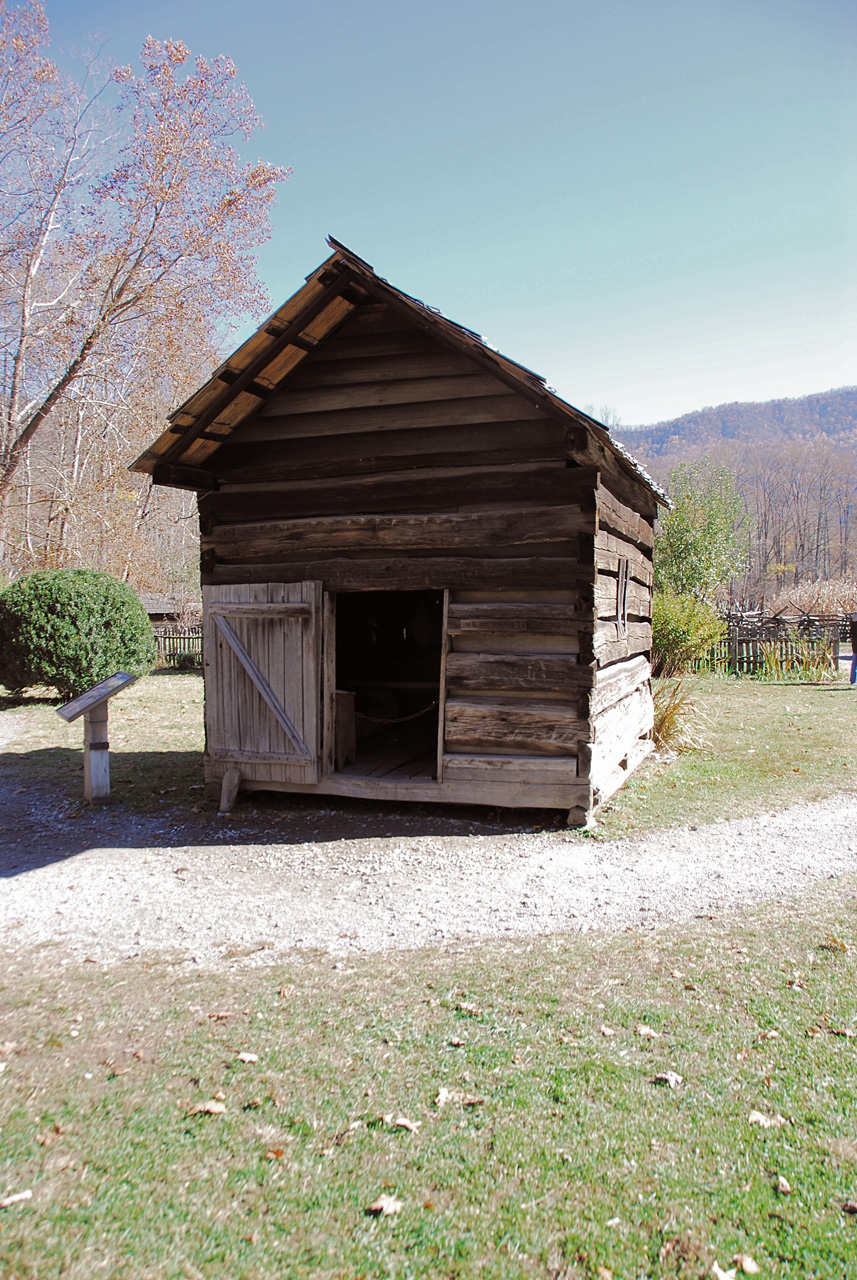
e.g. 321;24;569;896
698;614;843;677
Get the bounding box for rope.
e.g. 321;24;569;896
355;700;439;725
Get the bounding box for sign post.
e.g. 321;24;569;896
56;672;139;802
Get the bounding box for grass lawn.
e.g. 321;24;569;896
0;671;206;815
2;673;857;1275
1;882;856;1278
594;675;857;841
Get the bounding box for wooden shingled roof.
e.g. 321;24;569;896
131;237;667;505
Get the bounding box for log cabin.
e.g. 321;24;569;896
132;239;667;824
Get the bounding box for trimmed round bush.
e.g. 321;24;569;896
0;569;158;698
652;590;725;676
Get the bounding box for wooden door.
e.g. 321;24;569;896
202;582;322;783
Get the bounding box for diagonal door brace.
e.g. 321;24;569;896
213;613;312;762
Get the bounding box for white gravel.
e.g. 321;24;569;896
3;790;856;966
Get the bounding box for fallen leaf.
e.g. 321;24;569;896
652;1071;683;1089
805;1026;823;1037
382;1113;421;1133
365;1193;402;1217
455;1002;483;1017
634;1023;660;1039
244;1097;263;1110
596;1268;613;1280
749;1109;786;1129
843;1200;857;1214
242;1231;259;1244
709;1265;737;1280
831;1027;856;1038
758;1029;779;1040
600;1024;616;1037
35;1123;63;1147
777;1174;792;1195
186;1099;226;1116
265;1148;284;1161
208;1011;232;1021
0;1189;32;1209
433;1087;483;1108
278;984;295;998
236;1052;258;1064
732;1254;761;1275
449;1038;466;1047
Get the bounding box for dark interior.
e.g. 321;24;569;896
335;590;444;780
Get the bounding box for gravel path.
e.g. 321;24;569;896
2;731;856;965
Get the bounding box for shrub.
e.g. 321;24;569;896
0;569;157;698
171;649;202;671
652;591;725;676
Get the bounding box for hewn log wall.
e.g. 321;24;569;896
199;305;603;599
440;588;591;800
585;480;656;801
199;305;624;595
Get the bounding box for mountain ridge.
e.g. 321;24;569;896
615;386;857;460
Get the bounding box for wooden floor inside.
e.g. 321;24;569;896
336;720;438;782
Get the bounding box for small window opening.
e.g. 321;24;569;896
616;558;629;639
334;590;444;781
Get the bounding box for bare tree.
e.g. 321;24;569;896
0;4;288;516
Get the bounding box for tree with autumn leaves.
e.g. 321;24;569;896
0;0;288;589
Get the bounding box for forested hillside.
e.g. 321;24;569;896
614;388;857;600
616;387;857;463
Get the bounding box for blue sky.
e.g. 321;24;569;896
46;0;856;425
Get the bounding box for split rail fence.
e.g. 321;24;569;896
698;612;846;677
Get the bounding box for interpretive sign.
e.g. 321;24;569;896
55;671;139;723
56;672;139;801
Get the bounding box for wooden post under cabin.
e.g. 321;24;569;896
131;238;669;824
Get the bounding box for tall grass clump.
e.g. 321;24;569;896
652;677;708;753
651;591;725;676
758;634;838;683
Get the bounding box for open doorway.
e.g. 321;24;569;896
334;590;444;781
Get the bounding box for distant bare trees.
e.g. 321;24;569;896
641;440;857;604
